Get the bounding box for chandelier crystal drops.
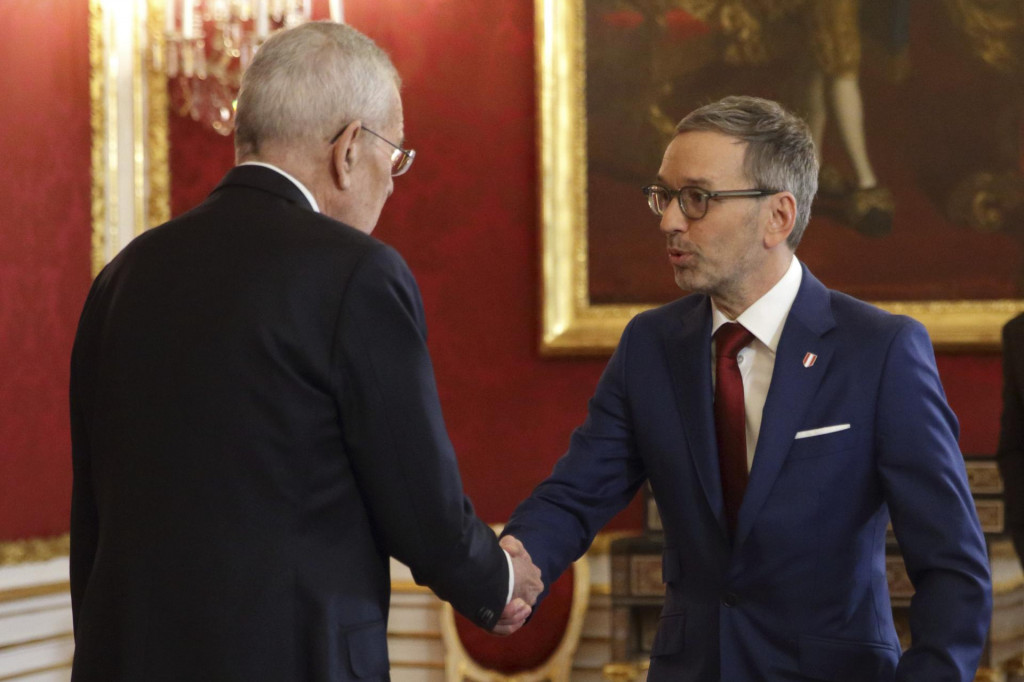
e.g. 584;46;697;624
163;0;343;135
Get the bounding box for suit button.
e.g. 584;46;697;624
477;607;495;623
721;592;739;607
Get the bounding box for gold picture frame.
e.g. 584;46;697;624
536;0;1024;355
89;0;170;277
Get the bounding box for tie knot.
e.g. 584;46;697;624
715;322;754;359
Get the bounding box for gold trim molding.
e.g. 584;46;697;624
88;0;104;276
89;0;170;278
0;582;71;604
536;0;1024;355
146;0;171;231
0;533;70;567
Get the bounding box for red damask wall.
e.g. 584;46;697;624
0;0;1004;541
0;0;92;539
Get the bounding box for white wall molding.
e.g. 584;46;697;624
0;546;618;681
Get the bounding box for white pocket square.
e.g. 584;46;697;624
794;424;851;440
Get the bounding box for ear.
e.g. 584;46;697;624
763;191;796;249
329;120;362;191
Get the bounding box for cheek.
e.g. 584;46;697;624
713;216;759;261
693;228;727;263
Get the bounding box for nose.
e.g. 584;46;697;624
659;199;689;235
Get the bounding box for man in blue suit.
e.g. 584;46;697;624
503;96;991;681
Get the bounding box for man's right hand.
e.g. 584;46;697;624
502;535;543;605
491;535;543;635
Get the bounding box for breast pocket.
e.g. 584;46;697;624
787;424;862;462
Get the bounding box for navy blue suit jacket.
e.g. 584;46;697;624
505;263;991;681
70;166;508;681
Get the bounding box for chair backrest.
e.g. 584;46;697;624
440;554;591;682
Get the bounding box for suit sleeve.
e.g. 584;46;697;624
998;317;1024;564
876;319;992;681
502;318;647;599
331;245;508;630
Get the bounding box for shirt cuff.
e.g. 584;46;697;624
503;548;514;606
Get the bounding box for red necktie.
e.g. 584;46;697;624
715;322;754;537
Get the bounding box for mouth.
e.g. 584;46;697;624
667;247;696;267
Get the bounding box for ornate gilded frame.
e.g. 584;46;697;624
89;0;170;277
536;0;1024;355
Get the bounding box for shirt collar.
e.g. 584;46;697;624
711;256;803;354
238;161;320;213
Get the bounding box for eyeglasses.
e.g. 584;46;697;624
642;184;780;221
328;124;416;177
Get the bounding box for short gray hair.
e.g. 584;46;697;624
235;21;400;157
675;96;818;248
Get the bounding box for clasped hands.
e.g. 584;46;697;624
492;535;543;636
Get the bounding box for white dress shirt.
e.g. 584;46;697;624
711;256;803;470
240;161;516;607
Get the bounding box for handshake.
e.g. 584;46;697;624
493;535;544;636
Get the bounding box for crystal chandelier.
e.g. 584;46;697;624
164;0;345;135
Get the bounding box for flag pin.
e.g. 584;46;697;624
803;353;817;368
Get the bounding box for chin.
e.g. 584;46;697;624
673;270;703;294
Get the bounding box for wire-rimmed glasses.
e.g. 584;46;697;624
329;125;416;177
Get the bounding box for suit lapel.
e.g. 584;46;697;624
664;298;727;534
734;266;836;548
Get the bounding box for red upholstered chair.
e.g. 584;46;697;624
440;554;590;682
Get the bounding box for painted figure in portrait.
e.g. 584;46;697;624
585;0;1023;306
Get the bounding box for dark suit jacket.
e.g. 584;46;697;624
69;165;509;681
504;264;991;682
999;312;1024;564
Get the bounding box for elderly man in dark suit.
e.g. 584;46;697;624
69;21;540;682
503;96;991;681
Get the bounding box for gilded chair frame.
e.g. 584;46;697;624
441;554;591;682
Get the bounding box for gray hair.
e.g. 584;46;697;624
675;96;818;248
235;21;400;157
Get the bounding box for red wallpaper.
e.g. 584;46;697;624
0;0;1004;541
0;0;92;540
349;1;621;520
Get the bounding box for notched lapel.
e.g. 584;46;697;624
663;299;727;534
734;267;836;548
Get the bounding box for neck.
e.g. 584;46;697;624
712;252;794;319
239;143;327;202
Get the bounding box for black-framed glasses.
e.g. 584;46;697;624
642;184;780;221
329;124;416;177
